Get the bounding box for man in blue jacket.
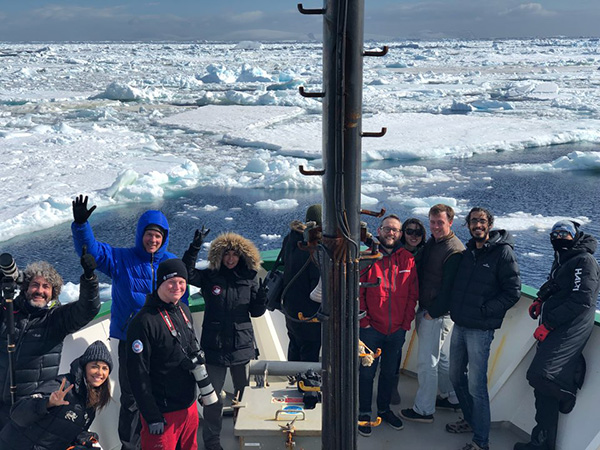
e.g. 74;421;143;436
71;195;181;450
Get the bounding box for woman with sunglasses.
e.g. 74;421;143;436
400;218;427;259
389;217;427;405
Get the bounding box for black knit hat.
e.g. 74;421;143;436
144;224;166;238
80;340;113;373
156;258;188;290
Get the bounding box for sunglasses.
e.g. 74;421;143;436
550;230;571;239
404;228;423;236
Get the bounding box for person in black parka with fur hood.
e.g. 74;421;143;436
515;220;600;450
183;231;267;450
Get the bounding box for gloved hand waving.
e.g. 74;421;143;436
80;246;97;279
191;226;210;249
72;195;97;224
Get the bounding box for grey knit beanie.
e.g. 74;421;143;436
80;340;113;373
305;204;322;226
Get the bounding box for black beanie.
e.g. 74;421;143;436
144;224;166;238
80;340;113;373
156;258;188;290
305;204;322;226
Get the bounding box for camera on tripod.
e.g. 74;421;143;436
1;253;22;301
189;350;218;406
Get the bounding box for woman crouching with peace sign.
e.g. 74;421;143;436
0;340;112;450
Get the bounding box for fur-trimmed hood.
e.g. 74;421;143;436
290;220;307;233
207;232;262;271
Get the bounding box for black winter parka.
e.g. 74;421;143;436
0;358;97;450
450;230;521;330
527;232;600;393
281;222;321;342
0;275;100;404
183;232;266;367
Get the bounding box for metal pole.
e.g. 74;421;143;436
321;0;364;448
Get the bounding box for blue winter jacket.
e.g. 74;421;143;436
71;210;185;340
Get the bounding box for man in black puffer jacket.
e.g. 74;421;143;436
447;207;521;450
0;253;100;428
515;220;600;450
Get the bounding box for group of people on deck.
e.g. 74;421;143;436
0;194;598;450
356;204;599;450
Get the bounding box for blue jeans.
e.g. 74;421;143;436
413;309;456;415
359;326;407;416
449;325;495;449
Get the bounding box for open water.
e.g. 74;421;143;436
3;141;599;298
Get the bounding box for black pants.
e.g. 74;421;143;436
286;319;321;362
118;340;142;450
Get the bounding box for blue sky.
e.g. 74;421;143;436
0;1;599;42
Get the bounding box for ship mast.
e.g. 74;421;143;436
298;0;368;448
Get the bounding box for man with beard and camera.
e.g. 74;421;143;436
358;214;419;437
127;259;206;450
0;251;100;428
447;207;521;450
514;220;600;450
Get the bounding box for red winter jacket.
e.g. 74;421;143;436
360;247;418;335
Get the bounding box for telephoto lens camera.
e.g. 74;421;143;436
0;253;20;282
189;351;218;406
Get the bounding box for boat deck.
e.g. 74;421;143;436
203;372;527;450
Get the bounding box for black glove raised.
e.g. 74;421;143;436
191;226;210;249
72;195;97;224
257;277;269;302
80;246;97;279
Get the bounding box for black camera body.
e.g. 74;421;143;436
537;279;561;302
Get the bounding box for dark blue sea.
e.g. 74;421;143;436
2;143;599;305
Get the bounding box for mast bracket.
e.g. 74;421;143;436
299;86;325;98
361;127;387;138
297;4;326;14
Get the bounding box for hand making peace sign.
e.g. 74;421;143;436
47;378;73;409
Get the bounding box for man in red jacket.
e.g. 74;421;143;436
358;214;419;437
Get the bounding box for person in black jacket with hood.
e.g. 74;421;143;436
0;251;100;428
514;220;600;450
447;207;521;450
182;230;267;450
127;259;200;450
281;204;322;362
0;339;112;450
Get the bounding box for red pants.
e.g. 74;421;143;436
140;403;198;450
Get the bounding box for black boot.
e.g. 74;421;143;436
513;426;553;450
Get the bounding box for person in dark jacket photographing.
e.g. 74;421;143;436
126;259;201;450
0;340;112;450
0;250;101;428
183;230;267;450
447;207;521;450
514;220;600;450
